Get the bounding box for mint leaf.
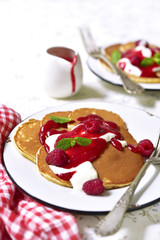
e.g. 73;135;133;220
56;137;92;151
153;53;160;65
75;137;92;146
71;139;76;147
111;50;122;64
50;115;72;124
154;53;160;58
56;138;73;150
140;58;154;67
154;59;160;65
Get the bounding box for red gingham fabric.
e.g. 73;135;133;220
0;105;81;240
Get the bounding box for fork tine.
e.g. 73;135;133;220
83;26;99;52
79;26;99;54
155;132;160;157
79;26;91;53
151;131;160;158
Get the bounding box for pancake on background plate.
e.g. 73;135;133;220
100;40;160;83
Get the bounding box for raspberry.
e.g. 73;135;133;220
84;119;102;133
122;49;134;59
136;40;149;48
46;148;68;166
104;121;118;130
130;56;141;67
82;179;105;195
137;139;154;157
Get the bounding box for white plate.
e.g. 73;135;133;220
3;102;160;213
87;57;160;91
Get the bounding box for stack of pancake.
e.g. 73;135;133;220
100;41;160;83
14;108;144;190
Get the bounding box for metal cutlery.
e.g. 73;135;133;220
95;132;160;236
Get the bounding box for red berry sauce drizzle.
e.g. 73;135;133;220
61;52;77;93
39;114;154;182
70;55;77;93
62;54;77;93
39;120;68;152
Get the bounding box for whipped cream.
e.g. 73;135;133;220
118;58;142;77
135;45;152;58
118;140;128;147
118;45;152;77
49;161;97;190
100;133;127;146
45;133;60;152
100;132;116;141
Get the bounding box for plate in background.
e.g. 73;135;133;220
87;57;160;91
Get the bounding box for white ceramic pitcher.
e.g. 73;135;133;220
44;47;83;98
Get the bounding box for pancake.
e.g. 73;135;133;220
100;41;160;83
37;108;144;189
14;111;72;164
37;146;72;187
69;108;144;189
92;127;144;189
14;119;41;163
68;108;126;130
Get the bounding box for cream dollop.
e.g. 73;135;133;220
135;45;152;58
45;133;60;152
118;58;142;77
118;45;152;77
49;161;98;190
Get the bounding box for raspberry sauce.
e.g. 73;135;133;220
42;115;125;180
53;117;124;173
57;171;76;181
42;114;154;182
118;42;160;78
39;119;68;145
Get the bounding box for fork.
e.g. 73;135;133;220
95;132;160;236
79;26;144;94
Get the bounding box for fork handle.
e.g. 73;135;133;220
95;159;152;236
97;54;144;94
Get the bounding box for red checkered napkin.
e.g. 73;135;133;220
0;105;81;240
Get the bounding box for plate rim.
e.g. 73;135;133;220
3;163;160;215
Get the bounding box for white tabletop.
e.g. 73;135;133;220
0;0;160;239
